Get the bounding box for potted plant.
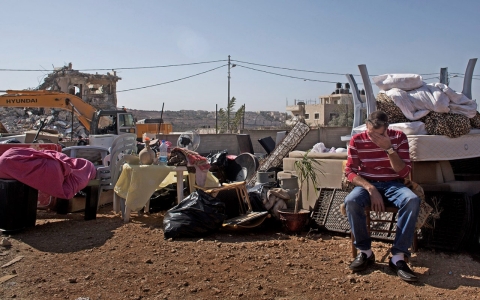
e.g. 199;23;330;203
278;150;322;233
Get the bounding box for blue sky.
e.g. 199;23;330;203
1;0;479;112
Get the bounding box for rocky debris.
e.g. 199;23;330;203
1;256;24;268
0;106;88;139
0;238;12;247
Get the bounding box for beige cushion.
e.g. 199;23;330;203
288;151;347;159
412;162;444;184
283;158;345;175
439;161;455;182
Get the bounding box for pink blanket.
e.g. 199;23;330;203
0;147;96;199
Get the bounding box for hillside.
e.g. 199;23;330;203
129;109;288;132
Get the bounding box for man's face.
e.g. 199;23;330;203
366;119;387;136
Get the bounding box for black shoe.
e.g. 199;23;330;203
389;259;418;282
349;252;375;272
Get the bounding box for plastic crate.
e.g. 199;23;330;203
311;188;351;234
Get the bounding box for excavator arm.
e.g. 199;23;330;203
0;90;96;131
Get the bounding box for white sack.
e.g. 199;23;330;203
312;142;327;153
372;74;424;91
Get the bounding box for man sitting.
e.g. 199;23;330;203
344;110;420;282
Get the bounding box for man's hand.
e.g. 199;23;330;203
368;187;385;212
368;130;392;150
352;176;386;212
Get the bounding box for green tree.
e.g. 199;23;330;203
327;105;354;127
217;97;245;133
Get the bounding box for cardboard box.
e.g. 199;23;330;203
24;130;59;144
68;189;113;213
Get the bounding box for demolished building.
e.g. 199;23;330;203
0;63;121;139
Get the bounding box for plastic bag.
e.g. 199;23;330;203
207;150;228;183
247;183;274;212
163;190;226;239
207;150;228;167
148;186;176;213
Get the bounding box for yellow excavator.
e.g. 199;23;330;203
0;90;136;136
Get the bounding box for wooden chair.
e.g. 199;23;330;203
350;206;418;257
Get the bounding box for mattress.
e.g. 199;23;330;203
408;133;480;161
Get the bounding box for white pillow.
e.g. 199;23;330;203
372;74;424;91
389;122;428;135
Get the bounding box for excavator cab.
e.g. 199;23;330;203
91;110;136;135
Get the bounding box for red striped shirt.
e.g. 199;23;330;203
345;128;411;182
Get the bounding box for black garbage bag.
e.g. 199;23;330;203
163;189;226;239
148;185;177;213
247;182;275;212
207;150;228;183
207;150;228;167
248;192;267;212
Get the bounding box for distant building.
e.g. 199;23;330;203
286;83;366;127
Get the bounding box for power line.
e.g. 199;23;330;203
450;72;480;77
84;60;228;71
233;59;354;76
232;59;440;77
418;75;480;82
117;64;227;93
0;60;227;72
1;58;471;81
235;64;341;84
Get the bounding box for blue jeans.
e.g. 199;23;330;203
344;180;420;257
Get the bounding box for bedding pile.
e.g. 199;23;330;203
373;74;479;137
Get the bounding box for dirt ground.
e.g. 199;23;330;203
1;205;480;300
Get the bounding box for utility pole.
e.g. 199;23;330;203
440;67;449;86
215;104;218;134
242;104;245;131
227;55;231;133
